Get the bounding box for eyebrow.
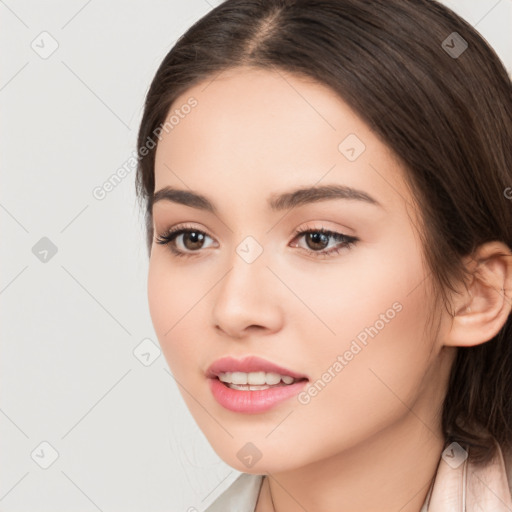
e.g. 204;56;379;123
151;184;383;213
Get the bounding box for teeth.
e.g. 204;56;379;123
231;372;248;385
248;371;265;385
229;383;271;391
265;372;281;385
218;371;298;386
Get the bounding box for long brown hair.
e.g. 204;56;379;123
136;0;512;464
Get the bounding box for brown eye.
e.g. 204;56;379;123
181;231;207;250
304;232;330;251
292;228;358;258
155;227;216;257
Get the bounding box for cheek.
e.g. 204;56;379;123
287;238;434;422
147;255;199;375
274;229;429;363
147;256;171;339
262;291;434;470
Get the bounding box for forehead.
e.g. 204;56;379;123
153;66;414;217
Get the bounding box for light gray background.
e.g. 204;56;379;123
1;1;511;511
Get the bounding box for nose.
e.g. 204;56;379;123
211;248;284;339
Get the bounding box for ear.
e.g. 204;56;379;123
444;241;512;347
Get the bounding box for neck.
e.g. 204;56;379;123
259;407;445;512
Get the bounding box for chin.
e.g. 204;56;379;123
205;437;309;475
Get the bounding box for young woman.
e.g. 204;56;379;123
135;0;512;510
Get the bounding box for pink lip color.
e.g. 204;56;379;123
206;355;307;380
206;355;308;414
209;377;308;413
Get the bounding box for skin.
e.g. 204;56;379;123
147;66;512;511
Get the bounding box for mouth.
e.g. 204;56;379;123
206;356;309;413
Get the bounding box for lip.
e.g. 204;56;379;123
206;355;308;380
206;356;309;414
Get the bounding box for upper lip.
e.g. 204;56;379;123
206;356;308;380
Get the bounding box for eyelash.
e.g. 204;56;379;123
155;224;358;259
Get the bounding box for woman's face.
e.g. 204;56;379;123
148;66;454;473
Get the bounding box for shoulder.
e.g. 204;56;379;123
202;473;265;512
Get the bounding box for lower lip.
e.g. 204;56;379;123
208;377;308;413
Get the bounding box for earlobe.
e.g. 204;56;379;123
445;241;512;348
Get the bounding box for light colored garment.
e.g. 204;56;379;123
203;441;512;511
